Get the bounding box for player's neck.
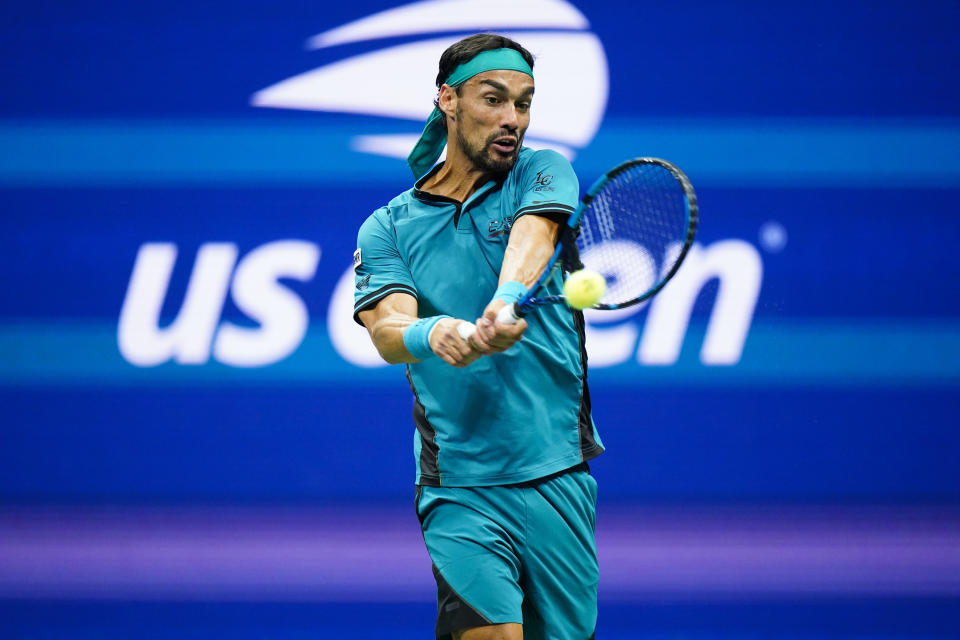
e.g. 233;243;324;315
419;142;492;203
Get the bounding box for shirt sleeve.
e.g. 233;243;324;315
513;149;579;223
352;210;417;326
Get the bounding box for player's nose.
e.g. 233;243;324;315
499;104;519;130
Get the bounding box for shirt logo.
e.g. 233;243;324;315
356;274;371;291
488;215;515;238
353;248;362;269
534;171;555;192
250;0;609;164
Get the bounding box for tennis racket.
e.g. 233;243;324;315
458;157;698;339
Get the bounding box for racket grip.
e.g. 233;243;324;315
496;302;522;325
456;321;477;340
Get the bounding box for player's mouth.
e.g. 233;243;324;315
490;137;517;154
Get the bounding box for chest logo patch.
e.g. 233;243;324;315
353;248;362;269
488;215;515;238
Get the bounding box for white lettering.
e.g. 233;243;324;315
213;241;320;367
118;243;237;366
119;237;762;371
639;240;762;365
583;318;641;367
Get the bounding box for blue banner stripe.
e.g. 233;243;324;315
2;321;958;387
1;119;959;187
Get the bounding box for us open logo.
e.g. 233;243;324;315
250;0;609;162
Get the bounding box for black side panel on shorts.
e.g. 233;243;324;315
407;367;441;486
572;309;603;460
433;563;492;640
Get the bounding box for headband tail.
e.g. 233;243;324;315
407;107;446;178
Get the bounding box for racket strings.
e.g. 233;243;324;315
577;162;690;307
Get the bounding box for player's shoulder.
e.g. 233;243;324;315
513;147;573;174
359;189;416;231
504;147;577;199
508;147;575;188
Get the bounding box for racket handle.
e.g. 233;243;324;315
456;321;477;341
459;303;521;341
496;302;522;325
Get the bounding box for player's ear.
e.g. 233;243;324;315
437;84;458;122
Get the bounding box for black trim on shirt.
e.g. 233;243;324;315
413;187;460;206
407;367;441;486
572;309;604;461
515;202;575;216
515;209;569;225
415;164;505;229
514;202;575;224
352;283;418;326
412;163;446;194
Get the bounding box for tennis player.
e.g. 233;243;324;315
353;34;603;640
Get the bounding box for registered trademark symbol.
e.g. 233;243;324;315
758;221;787;253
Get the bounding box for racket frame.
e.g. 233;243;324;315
512;157;699;316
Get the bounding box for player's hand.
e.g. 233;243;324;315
470;299;528;353
429;317;484;367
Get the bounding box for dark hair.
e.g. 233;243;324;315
432;33;535;110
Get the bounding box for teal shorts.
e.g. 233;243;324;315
415;463;599;640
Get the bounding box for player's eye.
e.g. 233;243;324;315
485;96;500;105
517;102;531;111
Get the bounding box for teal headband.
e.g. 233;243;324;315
407;48;534;178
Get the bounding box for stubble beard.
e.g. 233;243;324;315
454;111;523;174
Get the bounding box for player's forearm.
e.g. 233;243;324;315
369;312;421;364
368;312;481;368
499;215;559;286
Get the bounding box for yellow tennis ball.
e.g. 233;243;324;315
564;269;606;310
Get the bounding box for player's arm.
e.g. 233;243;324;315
358;292;481;368
470;150;577;352
470;215;560;352
499;214;561;286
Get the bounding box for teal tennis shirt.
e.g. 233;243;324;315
353;148;604;487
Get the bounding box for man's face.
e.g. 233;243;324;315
449;69;534;173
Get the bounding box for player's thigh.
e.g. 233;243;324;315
418;485;526;638
523;466;599;640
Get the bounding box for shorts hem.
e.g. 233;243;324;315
418;453;592;487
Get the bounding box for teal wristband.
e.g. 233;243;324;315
493;281;527;304
403;315;450;361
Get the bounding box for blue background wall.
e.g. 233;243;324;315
2;1;959;637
